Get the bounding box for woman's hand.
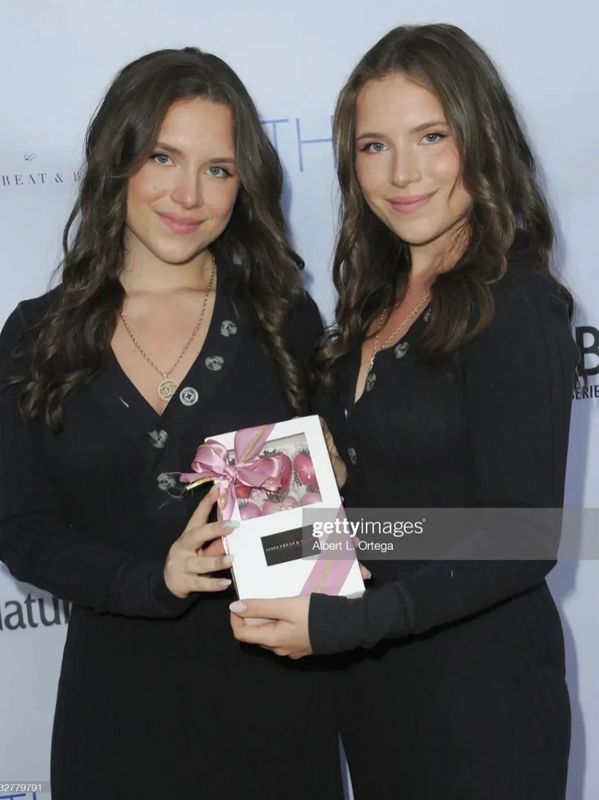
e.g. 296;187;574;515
229;595;312;659
320;417;347;488
164;487;237;598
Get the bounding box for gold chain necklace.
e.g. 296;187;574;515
368;291;431;373
119;256;216;402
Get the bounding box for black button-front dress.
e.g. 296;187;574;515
0;259;344;800
310;263;579;800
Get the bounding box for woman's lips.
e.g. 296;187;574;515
388;192;435;213
158;212;201;234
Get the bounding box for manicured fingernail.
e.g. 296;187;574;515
223;555;234;567
218;579;232;588
229;601;245;613
222;521;240;529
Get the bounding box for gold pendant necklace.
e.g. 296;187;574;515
119;256;216;401
156;376;179;402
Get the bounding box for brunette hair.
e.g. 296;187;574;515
319;23;572;379
12;47;306;429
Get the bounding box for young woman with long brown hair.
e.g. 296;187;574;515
0;48;345;799
230;24;578;799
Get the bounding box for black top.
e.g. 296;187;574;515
309;264;578;655
0;260;345;800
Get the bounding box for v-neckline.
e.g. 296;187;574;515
93;259;243;434
350;301;430;409
109;288;220;422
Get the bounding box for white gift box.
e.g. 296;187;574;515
184;415;364;600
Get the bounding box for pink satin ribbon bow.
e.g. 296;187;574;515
180;424;284;520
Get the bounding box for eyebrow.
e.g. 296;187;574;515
411;120;448;133
154;141;236;163
355;120;448;141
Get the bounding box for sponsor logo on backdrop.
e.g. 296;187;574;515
1;116;335;188
0;593;70;632
574;325;599;400
261;116;333;171
0;153;83;188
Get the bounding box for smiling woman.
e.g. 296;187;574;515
354;74;471;272
228;23;578;800
314;23;578;800
125;99;239;266
114;97;241;409
0;47;343;800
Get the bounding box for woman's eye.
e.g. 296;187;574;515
421;132;445;145
151;153;173;165
207;165;231;178
361;141;387;154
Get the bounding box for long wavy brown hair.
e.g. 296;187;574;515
318;23;572;381
11;47;307;429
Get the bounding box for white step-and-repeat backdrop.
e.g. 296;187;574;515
1;1;597;798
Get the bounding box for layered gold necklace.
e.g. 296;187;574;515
368;291;431;373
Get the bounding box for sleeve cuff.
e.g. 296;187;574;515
148;562;196;617
308;584;410;655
